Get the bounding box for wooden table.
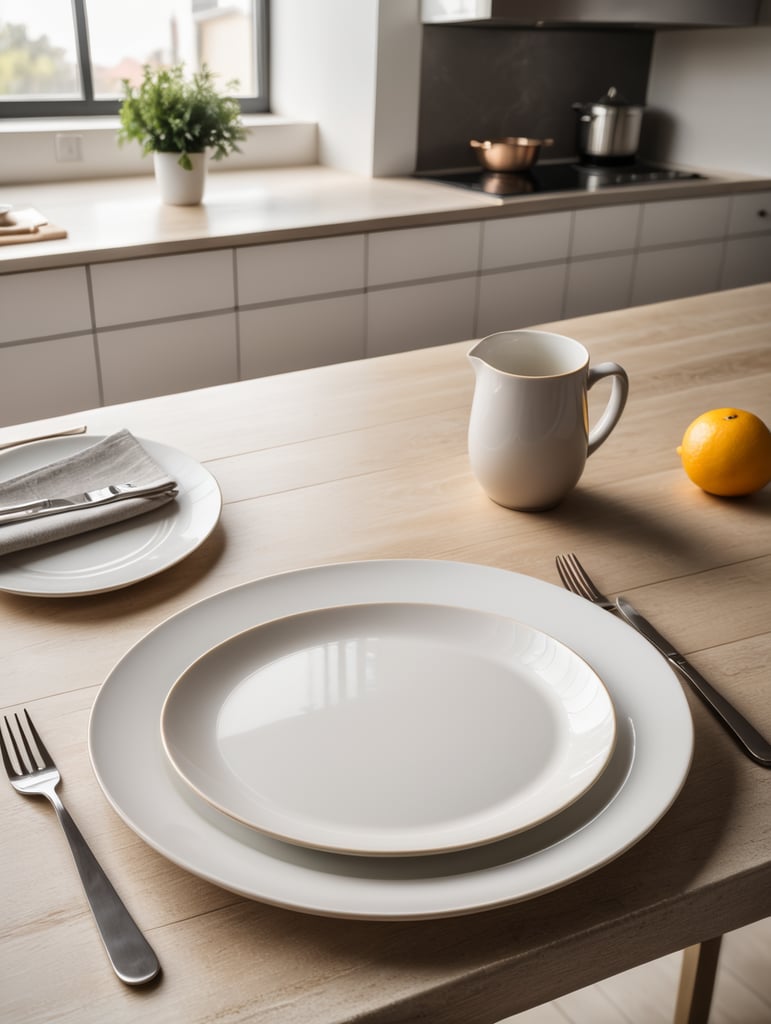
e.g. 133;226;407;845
2;284;770;1024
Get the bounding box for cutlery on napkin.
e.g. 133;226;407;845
0;429;178;556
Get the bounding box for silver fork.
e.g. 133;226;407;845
1;709;161;985
555;552;615;611
555;553;771;767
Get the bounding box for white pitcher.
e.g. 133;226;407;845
468;329;628;511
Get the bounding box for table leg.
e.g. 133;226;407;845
674;936;723;1024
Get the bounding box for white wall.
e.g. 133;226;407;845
645;10;771;175
270;0;421;177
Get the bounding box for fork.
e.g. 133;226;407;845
1;709;160;985
555;552;615;611
555;553;771;767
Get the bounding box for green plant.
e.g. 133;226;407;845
118;63;247;170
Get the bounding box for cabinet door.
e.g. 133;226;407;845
91;250;235;327
631;243;724;306
0;267;91;343
638;196;731;248
481;211;571;270
721;235;771;290
366;277;477;356
564;254;635;319
727;191;771;236
97;313;238;404
239;295;365;378
0;335;100;428
476;264;567;336
368;222;481;286
571;205;640;257
237;235;365;305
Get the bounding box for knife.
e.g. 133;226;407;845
616;597;771;767
0;480;178;526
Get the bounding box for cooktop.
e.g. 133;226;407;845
419;161;705;198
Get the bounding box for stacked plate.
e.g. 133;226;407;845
89;559;694;920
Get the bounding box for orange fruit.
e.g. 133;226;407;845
676;408;771;496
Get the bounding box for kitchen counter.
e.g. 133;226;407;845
1;162;770;273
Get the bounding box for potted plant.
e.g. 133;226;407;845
118;63;247;206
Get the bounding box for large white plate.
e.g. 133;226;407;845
89;559;693;920
0;435;221;596
161;602;616;856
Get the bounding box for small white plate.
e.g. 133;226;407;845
0;435;221;596
161;602;616;856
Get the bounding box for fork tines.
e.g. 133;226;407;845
0;709;50;777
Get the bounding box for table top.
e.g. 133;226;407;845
2;284;770;1024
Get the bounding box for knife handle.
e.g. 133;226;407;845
670;654;771;768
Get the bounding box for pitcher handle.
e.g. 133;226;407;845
587;362;629;455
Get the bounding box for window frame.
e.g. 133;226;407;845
0;0;270;118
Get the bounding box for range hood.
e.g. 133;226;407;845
421;0;760;29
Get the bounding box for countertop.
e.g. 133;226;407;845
1;162;770;274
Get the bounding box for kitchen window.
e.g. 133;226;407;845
0;0;269;117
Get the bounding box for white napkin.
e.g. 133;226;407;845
0;430;178;557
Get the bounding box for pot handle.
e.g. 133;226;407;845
542;139;555;147
469;139;491;150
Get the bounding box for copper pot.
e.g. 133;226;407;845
470;137;554;172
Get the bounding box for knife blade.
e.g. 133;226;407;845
616;596;771;767
0;480;178;526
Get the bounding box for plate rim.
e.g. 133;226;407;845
160;600;618;856
89;558;694;920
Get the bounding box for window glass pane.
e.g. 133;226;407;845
85;0;259;100
0;0;82;100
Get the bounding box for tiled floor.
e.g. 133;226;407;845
500;917;771;1023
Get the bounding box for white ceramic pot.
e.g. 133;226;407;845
153;151;207;206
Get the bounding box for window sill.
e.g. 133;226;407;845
0;114;318;185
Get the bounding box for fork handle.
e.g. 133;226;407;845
48;790;161;985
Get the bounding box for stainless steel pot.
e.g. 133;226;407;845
572;87;644;161
470;137;554;172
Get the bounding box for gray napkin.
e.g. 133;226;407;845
0;429;178;557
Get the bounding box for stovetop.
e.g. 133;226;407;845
419;161;705;198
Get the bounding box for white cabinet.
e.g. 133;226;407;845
0;334;100;428
240;295;365;377
0;267;91;343
237;235;365;304
638;196;731;248
481;211;571;269
476;264;567;336
368;222;481;285
91;250;235;327
367;277;478;356
727;191;771;235
564;205;640;318
97;313;238;404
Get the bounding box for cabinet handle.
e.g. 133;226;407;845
758;209;768;218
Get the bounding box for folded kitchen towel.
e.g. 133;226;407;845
0;429;178;557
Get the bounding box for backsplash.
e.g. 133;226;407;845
416;26;654;171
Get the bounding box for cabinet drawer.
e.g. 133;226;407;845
0;335;100;428
564;254;635;319
727;191;771;236
239;295;365;378
367;222;481;286
570;205;640;257
97;313;238;404
638;196;731;248
476;264;567;336
631;242;723;305
721;235;771;290
366;277;477;356
0;267;91;343
481;211;571;270
91;250;235;327
237;235;365;305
